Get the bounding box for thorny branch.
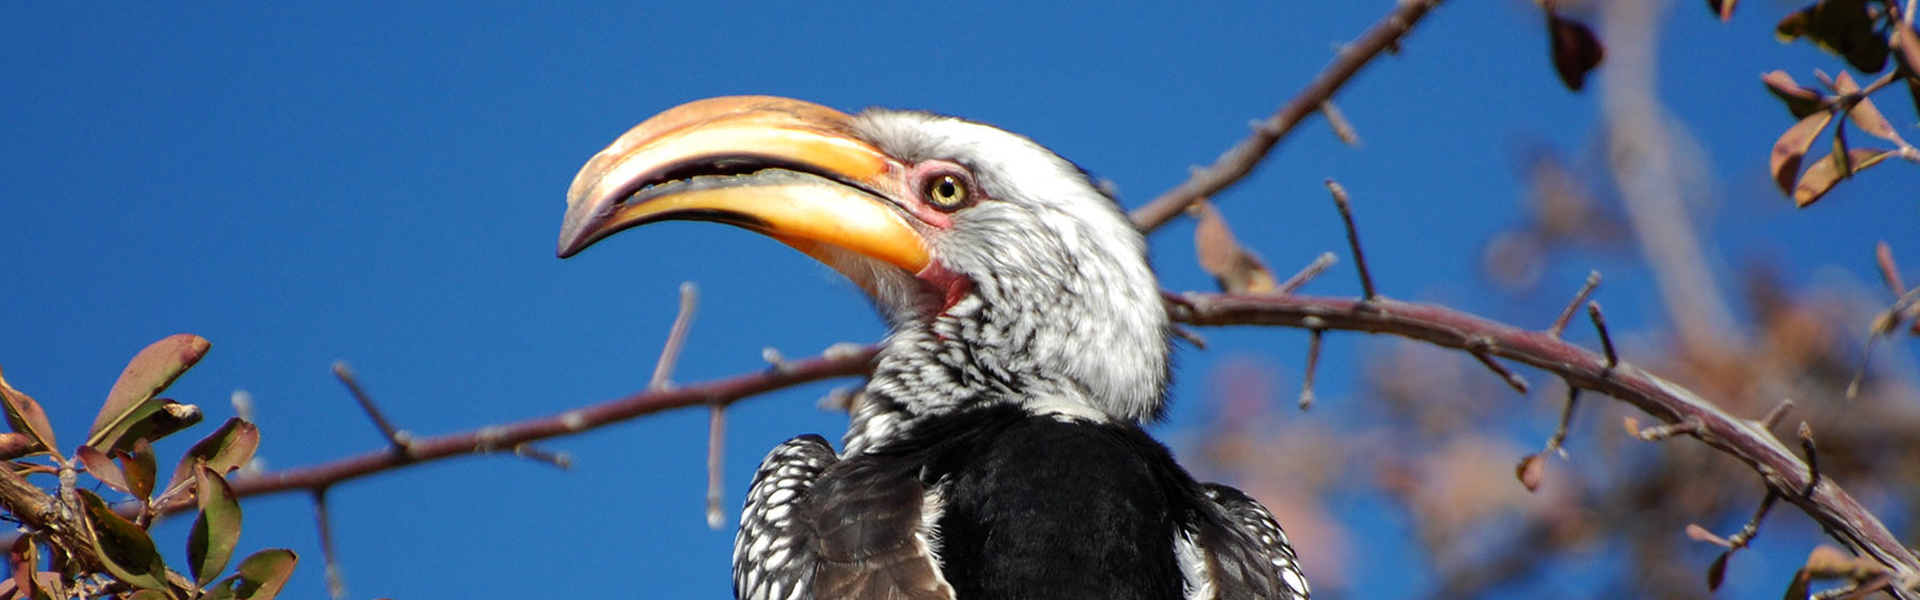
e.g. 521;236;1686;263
134;290;1920;597
1127;0;1447;231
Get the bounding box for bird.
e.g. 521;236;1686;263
557;96;1311;600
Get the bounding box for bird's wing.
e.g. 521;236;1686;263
1190;483;1312;600
807;451;955;600
735;435;837;600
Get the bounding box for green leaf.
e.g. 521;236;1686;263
75;489;168;592
75;446;129;494
167;418;260;492
89;334;210;448
207;550;297;600
188;465;242;586
0;367;57;458
89;398;204;455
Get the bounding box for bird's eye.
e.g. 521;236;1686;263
923;174;971;211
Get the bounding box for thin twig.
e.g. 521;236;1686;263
1472;351;1531;395
1547;271;1602;338
706;403;726;531
1762;399;1796;430
1877;241;1905;296
1587;301;1617;368
313;489;344;600
1544;387;1581;454
1849;286;1920;399
1320;101;1361;146
1326;179;1377;300
651;282;700;391
1128;0;1448;231
331;362;409;451
1300;328;1324;411
512;444;572;470
1800;422;1821;497
1277;252;1338;295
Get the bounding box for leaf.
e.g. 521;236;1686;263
9;536;37;600
1191;201;1277;293
1762;71;1828;118
128;591;173;600
1847;96;1906;145
1515;453;1546;492
0;368;56;457
1547;12;1605;91
1769;110;1836;195
206;550;297;600
123;439;158;502
75;445;129;494
1778;0;1889;73
1707;551;1730;591
1794;148;1894;206
189;465;242;586
89;398;203;455
167;418;260;492
90;334;210;447
1782;569;1812;600
1706;0;1737;21
75;489;168;591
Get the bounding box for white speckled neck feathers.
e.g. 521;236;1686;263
839;109;1170;453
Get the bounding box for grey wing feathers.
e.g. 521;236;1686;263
1197;483;1312;600
735;435;837;600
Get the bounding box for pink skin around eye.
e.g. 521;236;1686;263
893;159;972;230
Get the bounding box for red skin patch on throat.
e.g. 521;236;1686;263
917;262;975;316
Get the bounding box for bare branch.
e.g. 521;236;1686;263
651;282;700;391
1547;271;1602;338
706;404;726;531
1174;291;1920;588
331;361;409;452
1277;252;1338;295
1128;0;1447;231
1300;328;1324;411
1326;179;1378;300
1587;301;1618;368
314;489;345;600
1472;351;1531;395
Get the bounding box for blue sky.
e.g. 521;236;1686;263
4;2;1915;599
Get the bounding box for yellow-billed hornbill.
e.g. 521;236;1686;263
558;96;1310;600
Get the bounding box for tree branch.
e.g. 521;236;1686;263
1129;0;1447;231
1173;291;1920;595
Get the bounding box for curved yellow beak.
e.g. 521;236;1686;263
557;96;930;277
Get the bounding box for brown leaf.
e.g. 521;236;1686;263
1770;110;1836;195
0;368;57;458
1192;202;1277;293
1762;71;1828;118
75;445;129;494
1804;544;1886;579
1548;13;1605;91
1794;148;1894;206
91;334;210;447
1847;96;1906;145
1706;0;1737;21
123;439;158;502
1515;453;1546;492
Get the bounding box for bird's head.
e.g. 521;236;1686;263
560;96;1169;423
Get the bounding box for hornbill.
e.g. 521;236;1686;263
558;96;1311;600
